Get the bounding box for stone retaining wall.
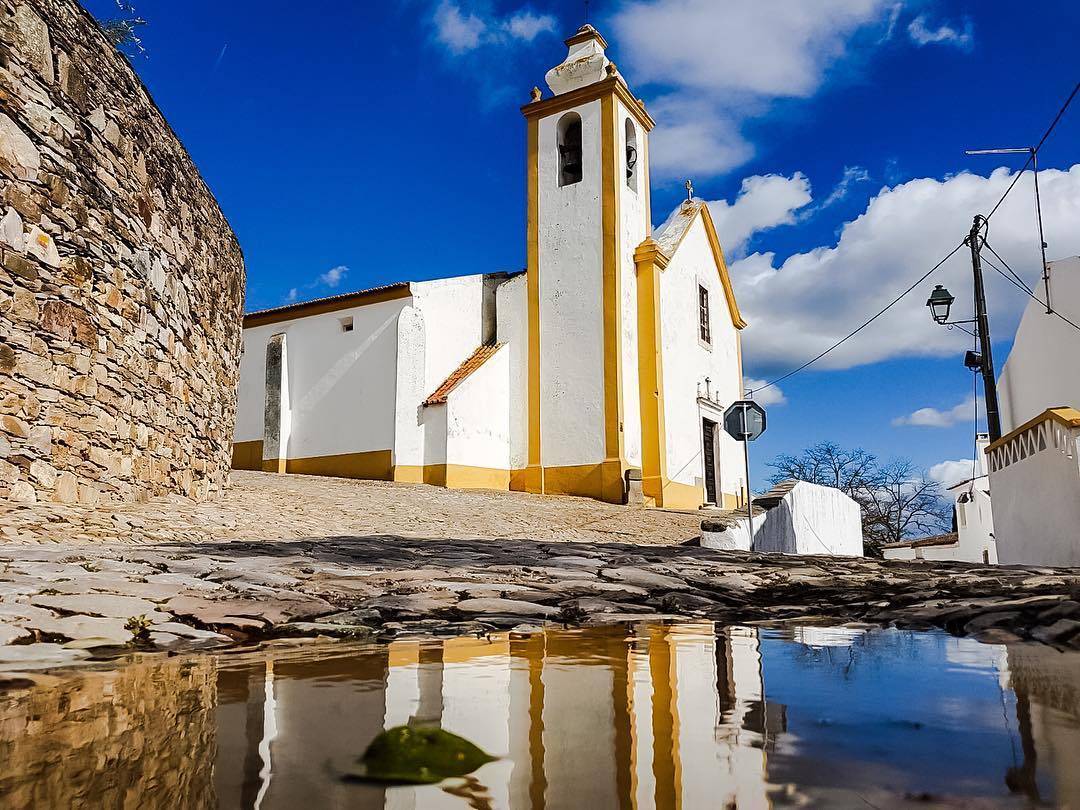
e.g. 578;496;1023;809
0;0;245;504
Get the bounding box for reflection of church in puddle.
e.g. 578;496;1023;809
215;625;785;809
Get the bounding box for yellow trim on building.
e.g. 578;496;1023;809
635;238;670;507
285;449;394;480
243;284;411;329
541;460;625;503
522;76;656;133
524;115;544;495
231;440;263;471
660;479;706;511
601;92;627;501
986;406;1080;454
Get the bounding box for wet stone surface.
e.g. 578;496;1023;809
0;527;1079;667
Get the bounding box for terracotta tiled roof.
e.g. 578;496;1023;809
424;344;504;406
883;532;959;550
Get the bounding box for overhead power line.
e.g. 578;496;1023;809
747;78;1080;398
747;242;966;395
982;239;1080;334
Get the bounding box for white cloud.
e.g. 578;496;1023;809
732;164;1080;374
743;378;787;406
318;265;348;288
815;166;871;211
893;396;977;428
505;10;556;42
432;2;556;55
928;458;975;488
704;173;812;257
612;0;896;179
907;15;973;50
433;2;486;54
284;287;298;304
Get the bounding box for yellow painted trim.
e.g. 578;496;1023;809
721;491;740;510
261;458;287;474
601;92;627;504
231;440;263;471
564;26;608;49
442;635;510;664
522;76;655;133
388;641;421;668
541;461;625;503
660;479;705;511
392;465;424;484
986;406;1080;453
427;464;510;491
525;114;544;494
659;203;747;330
285;449;394;480
635;239;669;507
243;284;411;329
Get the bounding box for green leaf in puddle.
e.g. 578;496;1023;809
343;726;496;785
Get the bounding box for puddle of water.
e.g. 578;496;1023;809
0;623;1077;809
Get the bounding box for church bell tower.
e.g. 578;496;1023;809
518;25;655;503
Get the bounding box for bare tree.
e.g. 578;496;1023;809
859;459;953;546
768;441;878;497
768;443;952;557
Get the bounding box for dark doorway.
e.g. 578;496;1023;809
702;418;718;505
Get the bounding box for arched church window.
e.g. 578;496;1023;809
625;118;638;191
557;113;583;187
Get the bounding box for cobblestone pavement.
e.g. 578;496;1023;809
0;471;705;546
2;472;1080;675
1;526;1080;672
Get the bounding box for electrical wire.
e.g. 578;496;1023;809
982;239;1080;334
985;80;1080;223
745;79;1079;399
981;242;1034;296
747;241;966;395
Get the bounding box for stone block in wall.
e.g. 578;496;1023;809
0;0;246;504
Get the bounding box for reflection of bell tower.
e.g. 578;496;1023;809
518;25;655;503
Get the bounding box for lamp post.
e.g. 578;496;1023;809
925;215;1003;441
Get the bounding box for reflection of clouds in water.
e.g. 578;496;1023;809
792;626;866;649
943;635;1007;672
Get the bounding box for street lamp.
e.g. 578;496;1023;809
925;215;1003;441
926;284;955;324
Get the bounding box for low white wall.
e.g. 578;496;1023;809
446;346;511;471
991;428;1080;567
701;482;863;557
394;305;427;468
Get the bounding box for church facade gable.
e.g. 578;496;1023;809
231;24;748;511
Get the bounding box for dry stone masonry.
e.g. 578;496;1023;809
0;0;245;504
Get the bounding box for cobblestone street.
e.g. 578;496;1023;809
0;471;705;546
1;471;1080;674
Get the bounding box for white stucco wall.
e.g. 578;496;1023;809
411;275;487;402
990;424;1080;567
617;101;647;469
702;481;863;556
496;274;528;470
999;257;1080;433
538;98;606;468
659;217;743;496
234;297;409;458
445;345;511;471
233;332;267;443
394;305;427;468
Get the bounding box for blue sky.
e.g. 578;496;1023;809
81;0;1080;489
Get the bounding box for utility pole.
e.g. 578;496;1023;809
968;215;1003;441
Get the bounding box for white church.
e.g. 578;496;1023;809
232;25;748;509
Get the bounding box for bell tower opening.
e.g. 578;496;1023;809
625;118;638;191
557;112;583;187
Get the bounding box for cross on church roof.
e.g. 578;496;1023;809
685;179;694;202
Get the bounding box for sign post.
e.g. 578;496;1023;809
722;400;767;546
